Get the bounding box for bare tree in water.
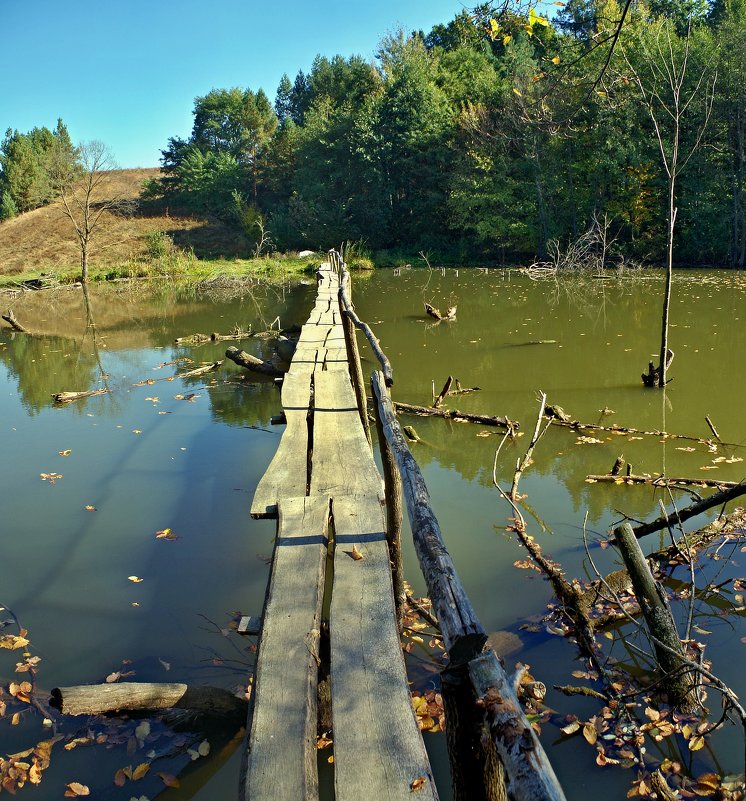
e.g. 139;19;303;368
622;20;715;387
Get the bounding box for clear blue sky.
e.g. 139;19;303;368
1;0;468;168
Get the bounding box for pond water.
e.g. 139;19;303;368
1;269;744;799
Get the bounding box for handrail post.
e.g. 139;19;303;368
370;374;405;627
338;269;371;447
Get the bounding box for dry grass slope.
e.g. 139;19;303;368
0;168;249;276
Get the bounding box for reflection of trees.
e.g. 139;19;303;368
206;377;282;429
0;333;99;415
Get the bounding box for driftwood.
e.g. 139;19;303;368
631;481;746;539
394;401;518;431
548;411;742;447
52;388;109;404
451;379;481;396
614;523;697;710
225;346;285;378
425;303;457;321
587;473;738;489
51;682;247;718
175;330;251;345
433;376;453;409
1;310;28;332
178;361;223;379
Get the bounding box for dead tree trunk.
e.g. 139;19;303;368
225;346;285;378
51;682;247;718
614;523;697;710
393;401;517;431
1;310;28;333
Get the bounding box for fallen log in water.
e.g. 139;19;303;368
393;400;518;430
175;330;252;345
225;346;285;378
178;360;223;379
1;309;28;333
51;682;247;718
52;388;109;404
424;303;456;321
630;481;746;539
586;473;738;489
549;413;742;447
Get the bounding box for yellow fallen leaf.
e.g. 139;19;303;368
64;782;90;796
84;505;97;512
132;762;150;780
350;545;364;561
582;722;597;745
689;735;706;751
128;576;144;583
59;449;72;456
411;776;428;792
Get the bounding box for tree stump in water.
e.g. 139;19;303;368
642;349;674;387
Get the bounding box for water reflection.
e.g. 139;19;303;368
1;271;745;800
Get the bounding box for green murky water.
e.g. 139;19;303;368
1;270;744;799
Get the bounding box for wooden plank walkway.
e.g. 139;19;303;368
243;265;438;801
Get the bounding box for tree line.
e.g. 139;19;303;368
0;119;80;220
4;0;745;268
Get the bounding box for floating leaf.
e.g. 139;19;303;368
197;740;210;757
582;722;598;745
411;776;428;793
59;450;72;456
84;505;97;512
155;528;178;540
64;782;90;796
128;576;144;583
135;721;151;742
1;634;30;651
157;772;180;788
561;721;580;735
132;762;150;780
689;735;706;751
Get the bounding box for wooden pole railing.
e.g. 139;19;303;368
329;249;394;386
371;371;566;801
327;247;567;801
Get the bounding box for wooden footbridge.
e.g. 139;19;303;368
240;254;566;801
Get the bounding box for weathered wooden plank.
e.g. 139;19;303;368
310;370;381;497
330;494;438;801
251;372;311;517
242;496;329;801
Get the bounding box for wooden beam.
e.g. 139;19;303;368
241;496;329;801
330;494;437;801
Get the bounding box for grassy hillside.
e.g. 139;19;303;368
0;168;298;282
